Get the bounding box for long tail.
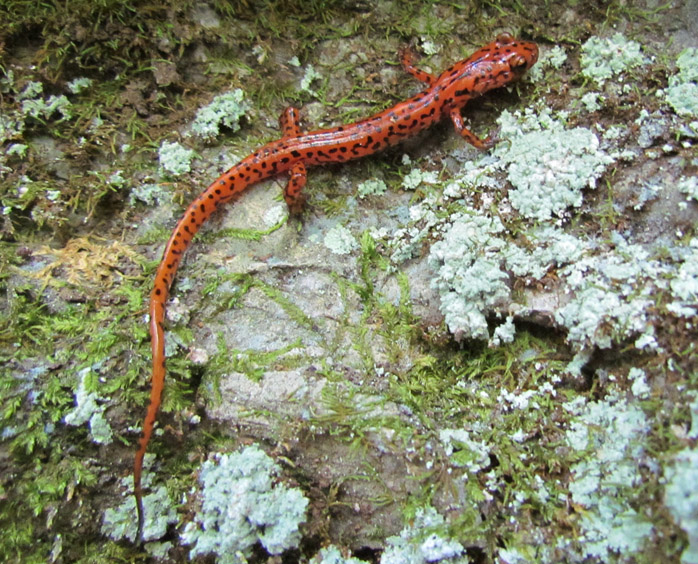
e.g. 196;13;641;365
133;164;248;541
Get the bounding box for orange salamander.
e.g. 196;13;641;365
134;32;538;539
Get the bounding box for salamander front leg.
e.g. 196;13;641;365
449;108;496;150
284;163;307;213
279;107;308;212
279;106;303;138
399;47;436;85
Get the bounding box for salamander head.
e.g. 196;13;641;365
438;32;539;101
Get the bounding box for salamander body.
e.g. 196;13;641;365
134;33;538;539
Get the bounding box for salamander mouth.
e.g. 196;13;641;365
510;55;532;77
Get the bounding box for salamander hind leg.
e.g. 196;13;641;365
279;107;303;138
284;162;308;213
449;108;496;150
399;47;436;85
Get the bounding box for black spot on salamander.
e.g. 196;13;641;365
397;123;408;130
238;172;245;178
155;288;162;296
317;150;329;158
291;150;300;158
306;151;314;157
214;189;221;195
371;141;381;150
337;126;344;132
339;146;347;153
328;147;338;154
281;157;290;164
261;161;267;168
454;88;470;97
199;204;206;212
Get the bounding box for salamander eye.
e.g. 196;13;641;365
495;32;514;45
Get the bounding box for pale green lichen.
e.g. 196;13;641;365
428;213;509;340
402;168;439;190
689;393;698;440
128;182;173;206
490;315;516;346
63;367;113;445
527;45;567;83
300;64;323;96
628;367;650;399
6;142;27;157
67;77;92;94
324;224;358;255
678;176;698;202
419;38;441;56
380;506;468;564
564;393;654;559
501;226;584;279
21;92;72;121
664;447;698;564
581;92;602;112
664;48;698;118
101;462;178;545
158;140;195;176
667;237;698;318
357;178;388;199
103;485;177;545
555;232;666;349
494;110;614;221
429;207;586;341
312;546;368;564
439;428;490;472
580;33;648;86
181;446;309;563
188;89;249;140
312;507;468;564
